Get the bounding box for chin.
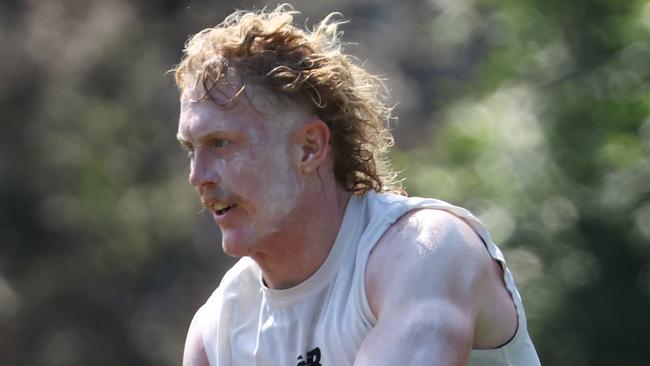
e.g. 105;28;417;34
219;225;281;258
220;235;256;258
221;241;246;258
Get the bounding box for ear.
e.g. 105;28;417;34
292;119;330;175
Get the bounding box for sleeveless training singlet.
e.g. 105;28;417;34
197;191;541;365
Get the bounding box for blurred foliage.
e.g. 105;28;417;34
395;1;650;364
1;0;649;365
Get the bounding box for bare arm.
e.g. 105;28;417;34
183;305;210;366
355;209;494;366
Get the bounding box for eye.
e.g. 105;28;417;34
213;138;231;148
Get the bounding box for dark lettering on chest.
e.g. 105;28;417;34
296;347;321;366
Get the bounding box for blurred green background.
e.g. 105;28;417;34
1;0;649;365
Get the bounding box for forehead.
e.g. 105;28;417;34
178;87;268;139
178;84;316;142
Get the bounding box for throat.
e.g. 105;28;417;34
254;234;337;290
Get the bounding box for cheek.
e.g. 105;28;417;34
218;153;266;192
218;146;298;202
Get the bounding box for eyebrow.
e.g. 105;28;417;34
177;131;236;146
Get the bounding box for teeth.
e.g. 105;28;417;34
213;203;231;211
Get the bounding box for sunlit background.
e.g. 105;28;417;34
1;0;649;365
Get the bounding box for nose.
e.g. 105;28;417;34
188;151;218;187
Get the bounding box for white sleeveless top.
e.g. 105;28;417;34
199;191;541;365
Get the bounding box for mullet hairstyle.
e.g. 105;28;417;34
174;4;404;195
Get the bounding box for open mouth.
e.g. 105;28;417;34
213;203;237;216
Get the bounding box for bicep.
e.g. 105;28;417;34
183;306;210;366
355;299;474;366
359;209;491;366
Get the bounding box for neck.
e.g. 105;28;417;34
251;183;352;290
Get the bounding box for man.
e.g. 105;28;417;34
174;5;540;366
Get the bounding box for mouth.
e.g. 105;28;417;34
211;202;237;216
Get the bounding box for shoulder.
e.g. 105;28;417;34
201;257;260;324
366;208;493;319
211;257;259;303
220;257;259;288
183;304;210;366
369;208;491;274
182;258;259;366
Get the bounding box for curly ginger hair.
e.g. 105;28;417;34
174;4;403;195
